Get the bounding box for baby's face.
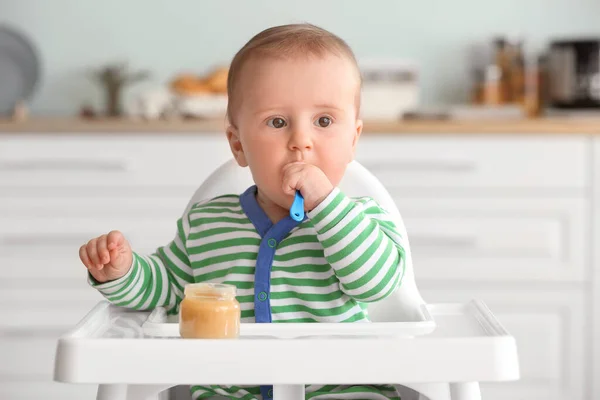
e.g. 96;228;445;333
228;54;362;209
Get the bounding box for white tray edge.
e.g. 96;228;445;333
142;304;437;339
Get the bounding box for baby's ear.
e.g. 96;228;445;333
226;125;248;167
349;119;363;162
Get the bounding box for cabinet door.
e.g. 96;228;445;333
356;135;588;191
0;294;100;400
0;194;191;281
395;197;588;282
421;287;586;400
0;288;103;330
0;196;187;326
0;214;179;279
0;134;231;188
0;381;98;400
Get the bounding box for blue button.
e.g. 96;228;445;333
267;238;277;248
267;389;273;398
258;291;268;301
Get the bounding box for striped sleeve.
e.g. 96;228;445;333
89;211;195;313
308;188;406;303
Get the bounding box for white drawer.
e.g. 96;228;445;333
0;381;98;400
421;288;585;400
0;195;190;218
0;307;96;333
0;288;103;330
356;135;589;190
0;215;179;280
0;134;231;188
396;197;588;282
0;337;60;377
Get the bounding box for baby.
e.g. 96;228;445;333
79;23;407;400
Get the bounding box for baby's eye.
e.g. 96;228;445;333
267;117;287;129
314;116;332;128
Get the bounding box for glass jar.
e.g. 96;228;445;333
179;283;241;339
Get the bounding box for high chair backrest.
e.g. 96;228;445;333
183;159;426;322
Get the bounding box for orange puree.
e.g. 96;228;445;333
179;283;241;339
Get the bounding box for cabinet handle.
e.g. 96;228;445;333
410;235;477;248
2;234;92;246
0;159;131;172
365;160;476;173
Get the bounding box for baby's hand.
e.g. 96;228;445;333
282;162;334;211
79;230;133;283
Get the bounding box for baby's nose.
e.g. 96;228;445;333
289;130;313;151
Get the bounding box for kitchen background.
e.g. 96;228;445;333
2;0;600;116
2;1;600;400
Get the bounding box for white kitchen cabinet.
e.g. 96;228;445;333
0;194;192;301
356;135;589;192
0;134;231;188
0;133;230;400
0;215;180;278
395;197;588;282
1;336;65;377
0;132;595;400
360;134;591;400
0;381;98;400
421;287;586;400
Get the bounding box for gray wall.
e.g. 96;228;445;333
2;0;600;115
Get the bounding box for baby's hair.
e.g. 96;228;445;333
226;23;361;125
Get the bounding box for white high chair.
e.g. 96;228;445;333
182;159;426;325
53;160;519;400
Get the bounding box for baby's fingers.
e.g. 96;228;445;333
85;238;103;270
282;169;303;195
96;234;110;265
282;161;305;176
107;230;125;251
79;244;94;270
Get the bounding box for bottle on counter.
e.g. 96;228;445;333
509;37;526;104
467;43;488;105
481;37;512;105
523;54;546;118
493;37;512;103
484;64;505;105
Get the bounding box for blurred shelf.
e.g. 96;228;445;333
1;117;600;134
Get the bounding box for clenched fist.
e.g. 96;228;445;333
282;161;334;211
79;230;133;283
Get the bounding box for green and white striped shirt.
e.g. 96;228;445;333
92;186;406;400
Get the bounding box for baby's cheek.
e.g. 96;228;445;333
322;162;347;187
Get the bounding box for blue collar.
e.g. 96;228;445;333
239;185;306;240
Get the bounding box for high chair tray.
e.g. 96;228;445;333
141;305;436;338
54;300;520;385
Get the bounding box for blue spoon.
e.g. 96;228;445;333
290;191;305;222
